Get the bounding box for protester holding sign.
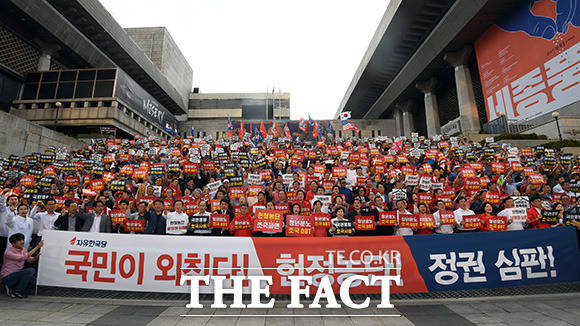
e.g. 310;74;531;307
454;197;476;232
394;199;414;236
228;204;253;237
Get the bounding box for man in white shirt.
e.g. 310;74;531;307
190;201;212;236
497;197;524;231
30;198;60;238
165;200;190;235
433;200;454;234
454;197;476;232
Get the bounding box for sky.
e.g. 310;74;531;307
99;0;389;120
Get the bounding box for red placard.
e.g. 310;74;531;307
20;175;35;188
286;191;298;201
109;210;126;224
183;163;199;174
484;192;501;205
229;187;245;200
463;214;482;229
417;193;433;206
247;185;264;197
355;216;375;231
487;216;507;231
436;195;453;209
465;178;481;191
439;211;456;225
210;199;220;212
528;173;544;185
254;209;284;233
332;167;346;178
313;165;326;174
461;168;476;178
418;214;436;229
490;162;506;174
91;179;104;192
231;215;252;230
379;211;397;226
65;175;80;187
210;214;230;228
123;219;145;233
285;215;314;237
311;213;331;228
399;213;418;228
273;202;289;213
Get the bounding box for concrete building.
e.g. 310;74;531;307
336;0;580;140
0;0;192;140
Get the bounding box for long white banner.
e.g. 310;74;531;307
38;231;262;293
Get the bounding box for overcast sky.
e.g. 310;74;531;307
99;0;389;119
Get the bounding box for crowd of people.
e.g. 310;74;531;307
0;132;580;296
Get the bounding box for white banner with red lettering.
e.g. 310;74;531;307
38;231;262;293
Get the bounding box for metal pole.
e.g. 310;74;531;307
265;88;268;120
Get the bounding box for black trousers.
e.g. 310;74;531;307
0;236;7;268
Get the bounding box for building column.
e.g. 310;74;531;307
396;100;414;138
444;45;481;133
393;107;403;137
416;78;441;137
35;40;60;71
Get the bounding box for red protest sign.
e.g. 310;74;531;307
490;162;506;174
109;210;126;224
20;175;35;188
210;214;230;228
439;211;456;225
379;211;397;226
247;185;264;197
65;175;80;187
254;209;284;232
417;193;433;206
311;213;331;228
418;214;436;229
461;168;476;178
436;195;453;209
124;219;145;233
332;167;346;178
355;216;375;231
484;192;501;205
487;216;507;231
399;213;418;228
232;216;252;230
463;214;482;229
464;178;481;191
229;186;245;200
285;215;314;237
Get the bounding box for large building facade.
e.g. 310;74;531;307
337;0;580;140
0;0;191;139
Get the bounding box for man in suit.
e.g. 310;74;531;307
53;200;89;232
145;200;166;235
215;199;234;236
82;201;112;233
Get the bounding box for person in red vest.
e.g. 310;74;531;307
228;204;253;237
416;203;434;235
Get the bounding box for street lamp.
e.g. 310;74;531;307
54;101;62;130
552;111;562;141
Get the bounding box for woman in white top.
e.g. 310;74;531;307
5;203;36;250
394;199;414;236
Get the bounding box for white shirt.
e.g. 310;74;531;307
5;211;35;250
30;211;60;237
454;207;476;231
191;211;211;235
433;210;454;234
498;208;524;231
394;210;413;236
90;213;103;233
165;211;190;235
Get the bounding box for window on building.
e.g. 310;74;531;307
358;131;361;138
352;131;355;137
378;130;381;136
216;131;219;139
372;130;375;137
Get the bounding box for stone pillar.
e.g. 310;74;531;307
444;45;481;133
35;40;61;71
416;78;441;137
396;100;414;138
393;107;403;137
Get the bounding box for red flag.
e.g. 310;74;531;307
312;121;319;138
272;119;278;136
284;123;291;139
260;121;268;138
239;120;245;139
299;118;307;133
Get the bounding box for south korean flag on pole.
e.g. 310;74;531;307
340;111;352;120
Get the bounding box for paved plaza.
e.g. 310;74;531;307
0;292;578;326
